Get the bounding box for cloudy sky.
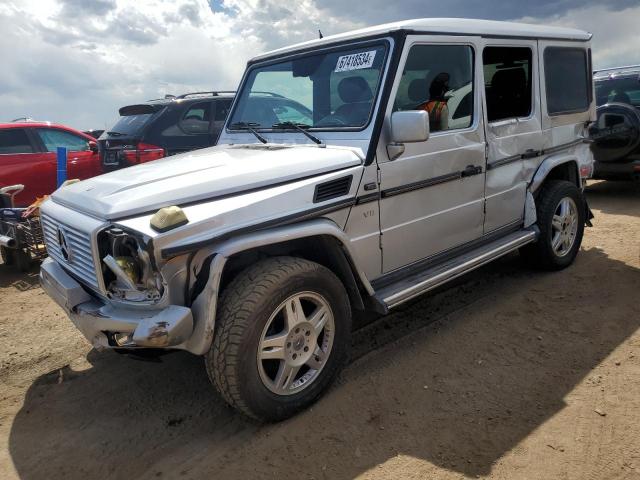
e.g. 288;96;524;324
1;0;638;130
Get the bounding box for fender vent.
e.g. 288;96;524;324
313;175;353;203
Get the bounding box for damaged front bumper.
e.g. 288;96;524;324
40;257;193;350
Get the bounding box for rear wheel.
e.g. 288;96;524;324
206;256;351;421
15;250;32;272
521;180;585;270
0;246;15;266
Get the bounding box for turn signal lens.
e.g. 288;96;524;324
150;206;188;232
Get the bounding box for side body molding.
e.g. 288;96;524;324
184;218;374;355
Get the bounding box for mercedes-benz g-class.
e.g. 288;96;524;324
40;19;595;421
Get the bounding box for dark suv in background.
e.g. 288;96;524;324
590;65;640;181
99;91;234;171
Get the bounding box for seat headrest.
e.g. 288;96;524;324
612;91;631;104
408;78;428;103
491;68;526;91
338;77;373;103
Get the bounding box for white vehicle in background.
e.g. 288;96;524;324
39;18;595;421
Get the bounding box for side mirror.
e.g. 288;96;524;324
89;140;98;153
391;110;430;144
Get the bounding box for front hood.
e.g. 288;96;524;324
52;144;362;220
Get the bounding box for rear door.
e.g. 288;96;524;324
34;128;100;181
482;41;542;233
0;127;51;206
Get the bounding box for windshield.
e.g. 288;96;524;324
595;77;640;107
228;43;388;130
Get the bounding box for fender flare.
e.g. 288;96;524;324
184;218;373;355
529;154;580;194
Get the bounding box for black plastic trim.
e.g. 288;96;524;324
381;171;463;198
487;154;522;170
487;139;587;170
313;175;353;203
355;192;379;205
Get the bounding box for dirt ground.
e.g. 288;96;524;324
0;180;639;480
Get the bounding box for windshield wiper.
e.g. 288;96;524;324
271;122;325;147
230;122;267;144
106;131;125;136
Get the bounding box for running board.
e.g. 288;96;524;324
377;230;537;310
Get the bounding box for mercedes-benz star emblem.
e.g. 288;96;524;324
56;227;72;262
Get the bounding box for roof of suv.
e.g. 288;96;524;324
144;91;235;106
594;65;640;80
252;18;592;62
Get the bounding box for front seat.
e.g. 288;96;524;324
333;77;373;126
407;78;428;108
489;68;529;120
612;91;631;104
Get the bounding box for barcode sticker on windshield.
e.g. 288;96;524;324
335;51;377;72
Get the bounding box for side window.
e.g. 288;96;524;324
392;44;474;132
36;128;89;152
483;47;533;122
180;102;211;134
214;99;233;122
0;129;34;154
544;47;590;115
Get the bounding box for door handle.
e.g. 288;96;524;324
461;165;482;177
521;149;539;159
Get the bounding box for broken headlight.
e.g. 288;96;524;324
98;227;163;302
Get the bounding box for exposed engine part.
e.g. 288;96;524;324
103;255;137;291
100;227;163;302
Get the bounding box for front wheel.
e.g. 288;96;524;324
521;180;586;270
206;256;351;421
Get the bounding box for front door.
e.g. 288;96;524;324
377;36;486;273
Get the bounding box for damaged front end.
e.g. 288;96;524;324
98;227;164;303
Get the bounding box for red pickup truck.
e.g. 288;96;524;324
0;122;102;207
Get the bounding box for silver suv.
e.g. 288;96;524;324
40;19;596;421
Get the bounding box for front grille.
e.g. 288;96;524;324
41;215;101;291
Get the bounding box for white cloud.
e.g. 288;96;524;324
516;4;640;69
1;0;638;130
0;0;358;129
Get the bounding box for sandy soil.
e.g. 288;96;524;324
0;180;639;480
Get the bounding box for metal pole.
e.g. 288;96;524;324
56;147;67;188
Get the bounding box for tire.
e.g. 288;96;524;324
521;180;585;270
589;102;640;163
0;246;15;266
206;256;352;421
15;250;32;272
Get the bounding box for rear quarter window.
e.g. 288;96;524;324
544;47;591;115
0;129;34;154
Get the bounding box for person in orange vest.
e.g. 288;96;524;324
418;72;450;132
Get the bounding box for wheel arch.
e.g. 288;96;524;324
185;218;374;355
530;155;581;196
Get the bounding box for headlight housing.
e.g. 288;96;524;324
98;226;163;302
